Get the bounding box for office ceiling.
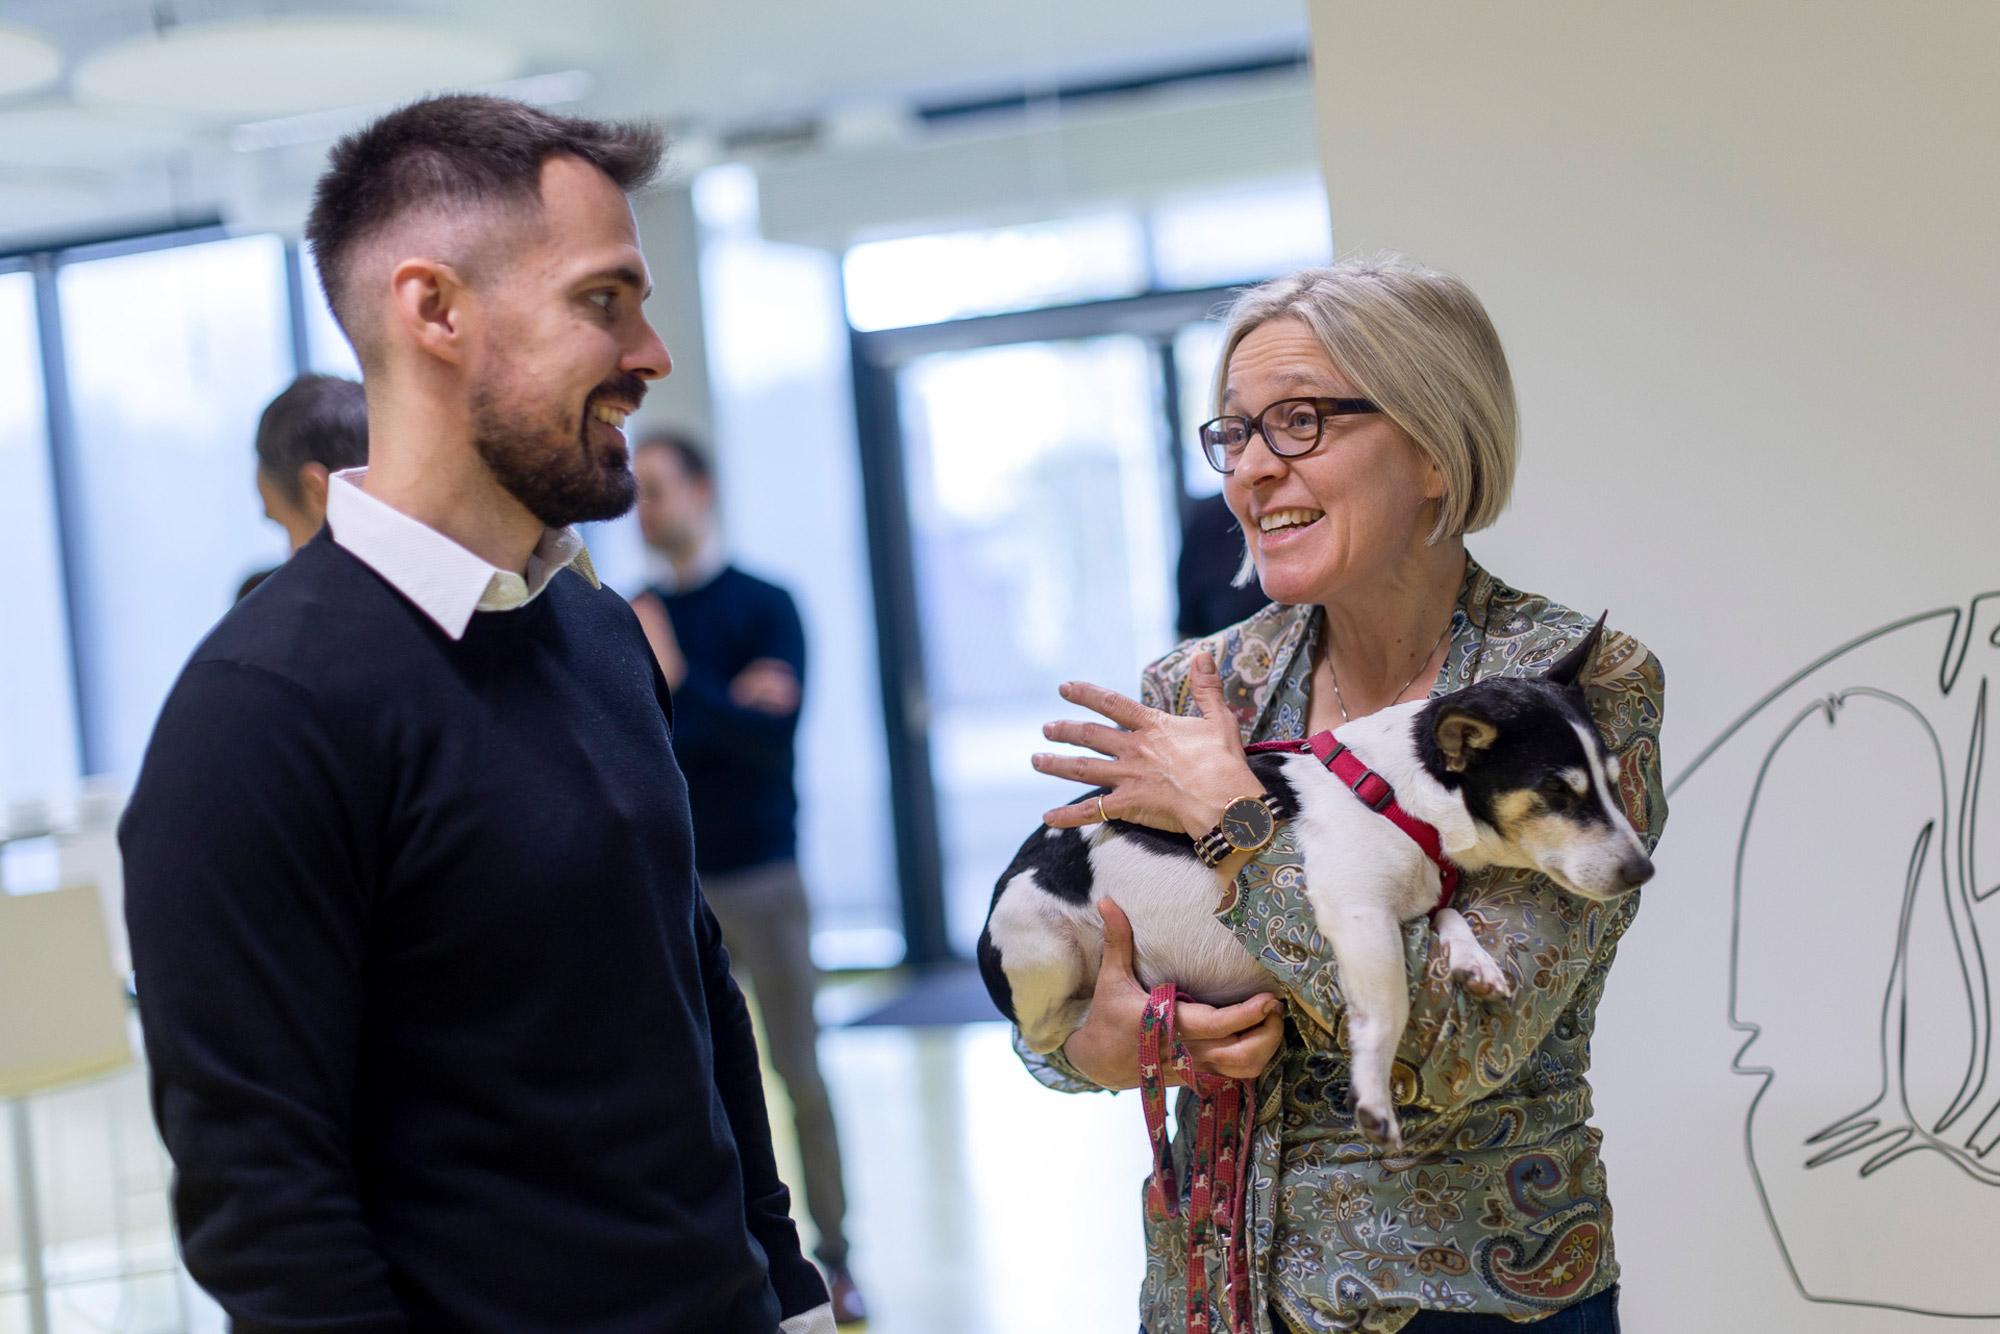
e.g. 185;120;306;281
0;0;1309;249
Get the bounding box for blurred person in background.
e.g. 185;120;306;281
238;372;369;600
1176;490;1270;639
122;97;833;1334
629;431;867;1325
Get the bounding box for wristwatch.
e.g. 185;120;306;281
1192;792;1287;868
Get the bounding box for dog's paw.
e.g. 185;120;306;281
1348;1088;1403;1148
1451;949;1515;1001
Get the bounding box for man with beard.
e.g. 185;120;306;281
119;96;833;1333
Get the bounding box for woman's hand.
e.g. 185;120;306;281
1062;898;1285;1090
1033;651;1259;839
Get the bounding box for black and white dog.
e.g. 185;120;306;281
978;620;1653;1145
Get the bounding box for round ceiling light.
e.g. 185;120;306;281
0;23;61;98
0;105;192;169
74;16;523;121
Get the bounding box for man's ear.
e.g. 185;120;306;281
296;461;332;515
1434;708;1500;772
1546;612;1607;690
388;257;470;365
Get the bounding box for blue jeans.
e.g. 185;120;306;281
1271;1285;1618;1333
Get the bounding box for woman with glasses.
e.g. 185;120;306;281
1018;255;1666;1333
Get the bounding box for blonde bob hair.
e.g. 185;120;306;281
1213;254;1519;550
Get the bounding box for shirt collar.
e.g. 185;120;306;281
325;467;598;640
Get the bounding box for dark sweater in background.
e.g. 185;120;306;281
120;533;825;1332
1176;491;1271;639
651;566;805;876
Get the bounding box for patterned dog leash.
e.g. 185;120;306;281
1139;984;1255;1334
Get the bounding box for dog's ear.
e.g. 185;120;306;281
1434;708;1500;772
1545;612;1607;691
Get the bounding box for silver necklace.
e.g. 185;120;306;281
1326;616;1454;723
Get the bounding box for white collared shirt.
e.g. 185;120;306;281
325;468;599;639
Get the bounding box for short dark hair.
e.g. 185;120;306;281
304;94;665;340
636;430;713;484
255;374;369;501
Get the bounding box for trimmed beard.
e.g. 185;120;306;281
469;369;646;528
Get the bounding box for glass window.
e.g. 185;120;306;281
842;213;1149;332
299;242;362;379
1173;319;1227;499
0;270;80;806
897;335;1177;952
695;166;903;967
1150;174;1332;291
58;235;295;783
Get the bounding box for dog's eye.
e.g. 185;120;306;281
1538;778;1573;804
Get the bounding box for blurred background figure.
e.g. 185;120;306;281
628;432;866;1325
1175;490;1269;639
238;373;368;599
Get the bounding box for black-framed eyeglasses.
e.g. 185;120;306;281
1197;396;1381;473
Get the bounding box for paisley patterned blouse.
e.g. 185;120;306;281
1016;555;1668;1332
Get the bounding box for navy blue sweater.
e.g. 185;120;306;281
652;567;804;876
120;533;825;1332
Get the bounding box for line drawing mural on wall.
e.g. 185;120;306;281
1670;592;2000;1319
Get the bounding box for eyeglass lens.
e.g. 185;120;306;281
1199;398;1326;470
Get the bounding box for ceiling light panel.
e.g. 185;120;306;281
74;17;523;121
0;23;61;98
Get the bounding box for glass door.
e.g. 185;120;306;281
895;334;1178;953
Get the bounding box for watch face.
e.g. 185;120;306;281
1221;795;1275;851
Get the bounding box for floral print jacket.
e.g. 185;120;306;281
1016;556;1668;1332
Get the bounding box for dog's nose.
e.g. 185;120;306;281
1618;853;1655;890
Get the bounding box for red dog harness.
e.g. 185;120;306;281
1244;728;1461;914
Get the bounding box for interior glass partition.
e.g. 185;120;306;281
898;335;1177;952
849;287;1242;961
56;234;295;783
0;270;79;807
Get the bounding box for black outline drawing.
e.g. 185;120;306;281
1670;591;2000;1320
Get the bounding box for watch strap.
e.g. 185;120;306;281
1193;792;1285;868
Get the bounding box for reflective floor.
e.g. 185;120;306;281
1;1019;1151;1333
773;1022;1150;1334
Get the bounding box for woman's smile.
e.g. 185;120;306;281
1256;506;1324;536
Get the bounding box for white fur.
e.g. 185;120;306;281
987;865;1105;1053
1087;823;1270;1008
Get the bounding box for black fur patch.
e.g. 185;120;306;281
988;793;1103;909
976;928;1015;1024
1415;677;1612;832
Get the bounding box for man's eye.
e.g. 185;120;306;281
589;291;615;311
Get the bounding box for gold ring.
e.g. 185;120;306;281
1097;794;1109;824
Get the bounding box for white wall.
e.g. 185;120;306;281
1306;2;2000;1328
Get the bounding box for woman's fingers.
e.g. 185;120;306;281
1058;679;1153;729
1040;718;1130;756
1185;1010;1285;1081
1187;651;1231;722
1177;992;1282;1042
1030;750;1119;787
1096;897;1136;979
1043;798;1109;828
